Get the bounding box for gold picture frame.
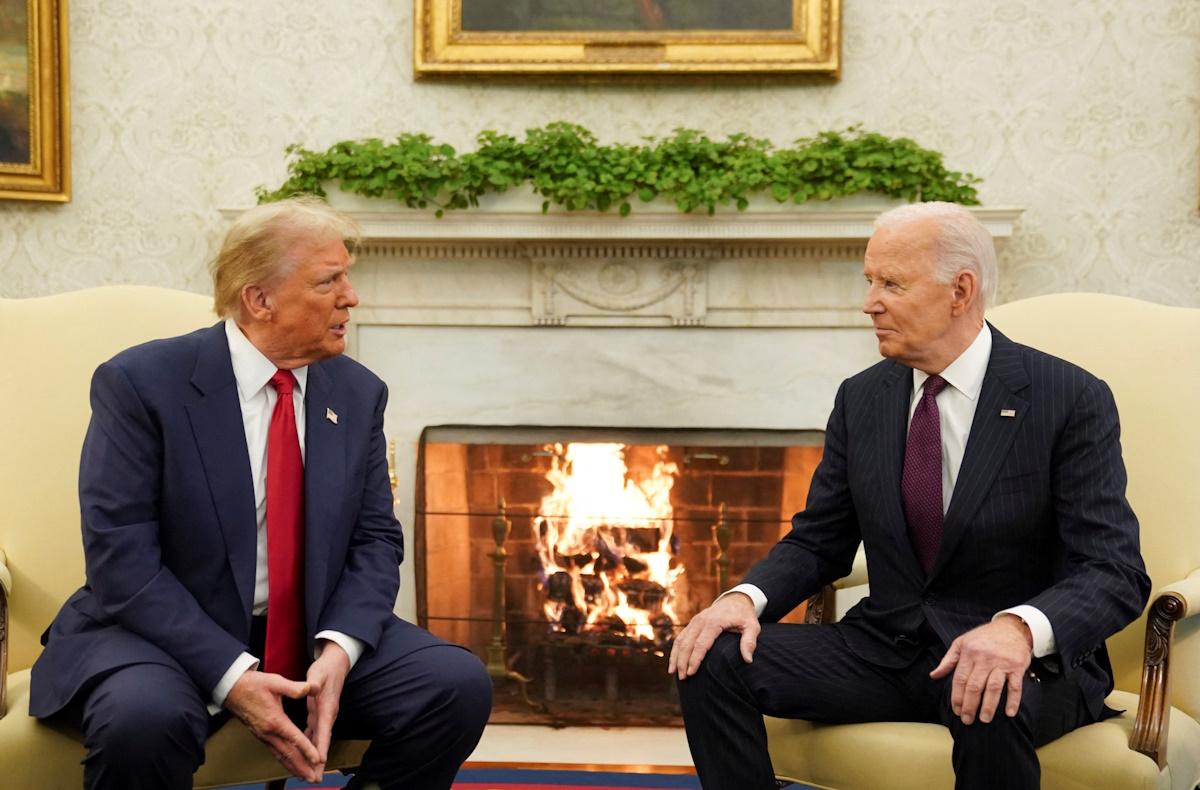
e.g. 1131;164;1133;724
0;0;69;202
414;0;840;80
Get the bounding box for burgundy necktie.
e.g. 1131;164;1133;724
902;374;947;574
265;369;307;680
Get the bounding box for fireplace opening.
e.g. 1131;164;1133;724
414;426;824;726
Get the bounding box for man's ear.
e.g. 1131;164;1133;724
949;270;977;317
240;283;273;323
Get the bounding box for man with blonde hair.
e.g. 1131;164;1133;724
671;202;1149;788
31;197;492;790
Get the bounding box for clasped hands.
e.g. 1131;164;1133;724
224;641;351;783
667;593;1034;727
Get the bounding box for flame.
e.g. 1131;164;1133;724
535;443;682;645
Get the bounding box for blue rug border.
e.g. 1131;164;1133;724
456;767;701;787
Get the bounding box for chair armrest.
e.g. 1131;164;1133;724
1129;568;1200;768
0;547;10;599
832;546;868;590
804;546;868;625
1;548;9;720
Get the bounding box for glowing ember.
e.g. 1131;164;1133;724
535;443;683;646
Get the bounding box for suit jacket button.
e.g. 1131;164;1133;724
924;594;936;605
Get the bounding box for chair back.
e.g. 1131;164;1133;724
988;293;1200;720
0;286;215;673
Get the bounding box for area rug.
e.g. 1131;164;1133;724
223;765;703;789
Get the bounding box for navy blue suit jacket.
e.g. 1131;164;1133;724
740;326;1151;718
31;323;440;717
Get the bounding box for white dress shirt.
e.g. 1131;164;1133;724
728;323;1057;657
209;320;364;711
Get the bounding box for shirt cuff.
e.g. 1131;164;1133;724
209;651;260;715
994;605;1056;658
315;630;365;669
719;584;767;618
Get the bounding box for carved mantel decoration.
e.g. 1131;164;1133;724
530;246;710;326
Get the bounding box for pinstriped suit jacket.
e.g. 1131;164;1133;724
740;325;1151;718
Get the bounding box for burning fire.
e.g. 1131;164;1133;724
535;443;683;646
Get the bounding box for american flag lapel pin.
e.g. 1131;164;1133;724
326;407;338;425
1000;409;1016;418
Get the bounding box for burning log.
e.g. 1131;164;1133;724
589;614;628;636
547;571;573;602
617;579;665;613
560;605;585;635
651;613;674;647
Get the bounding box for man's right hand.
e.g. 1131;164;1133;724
668;592;759;680
224;670;323;783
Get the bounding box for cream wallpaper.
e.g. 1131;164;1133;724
1;0;1198;305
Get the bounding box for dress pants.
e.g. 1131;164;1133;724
62;616;493;790
677;623;1094;790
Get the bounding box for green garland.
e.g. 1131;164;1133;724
257;123;980;217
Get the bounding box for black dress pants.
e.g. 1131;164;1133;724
62;616;492;790
676;623;1094;790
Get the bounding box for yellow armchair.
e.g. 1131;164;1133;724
0;286;368;789
766;294;1200;790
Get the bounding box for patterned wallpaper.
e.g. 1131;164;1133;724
1;0;1198;305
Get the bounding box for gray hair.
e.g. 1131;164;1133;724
873;201;997;311
209;196;362;319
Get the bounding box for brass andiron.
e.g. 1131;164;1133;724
713;502;731;593
487;498;538;709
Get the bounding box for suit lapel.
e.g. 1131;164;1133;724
302;360;346;634
930;327;1030;579
186;324;258;620
876;361;926;574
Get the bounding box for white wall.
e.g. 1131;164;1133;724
1;1;1198;305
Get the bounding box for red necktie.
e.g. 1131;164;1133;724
902;374;947;573
265;369;307;680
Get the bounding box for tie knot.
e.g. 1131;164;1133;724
923;374;947;400
269;369;297;397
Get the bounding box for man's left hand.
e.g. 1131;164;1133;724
930;615;1033;725
305;640;351;774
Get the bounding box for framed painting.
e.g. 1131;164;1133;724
0;0;69;202
414;0;840;80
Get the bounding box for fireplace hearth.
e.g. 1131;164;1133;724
414;426;822;726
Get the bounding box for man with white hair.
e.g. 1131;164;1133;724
670;202;1150;789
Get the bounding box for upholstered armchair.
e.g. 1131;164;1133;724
0;286;368;788
765;293;1200;790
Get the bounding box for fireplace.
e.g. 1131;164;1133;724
414;427;822;725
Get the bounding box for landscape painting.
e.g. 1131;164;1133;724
0;0;30;165
460;0;793;32
414;0;840;79
0;0;68;201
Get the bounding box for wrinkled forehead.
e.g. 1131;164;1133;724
275;229;352;276
865;218;939;272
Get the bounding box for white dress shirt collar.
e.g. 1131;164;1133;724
223;319;308;399
912;322;991;401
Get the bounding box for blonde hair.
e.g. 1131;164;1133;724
873;201;997;311
209;196;362;319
